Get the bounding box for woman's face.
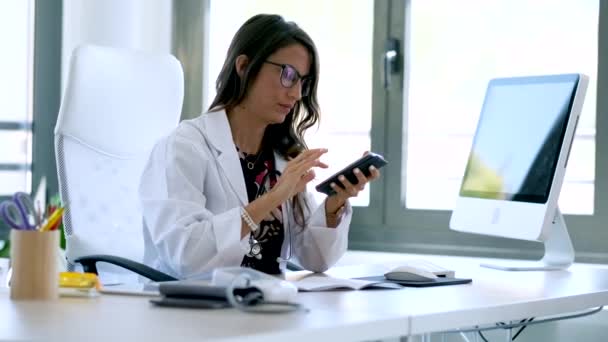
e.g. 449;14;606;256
241;43;311;124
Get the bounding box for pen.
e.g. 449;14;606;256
49;216;63;231
40;207;65;232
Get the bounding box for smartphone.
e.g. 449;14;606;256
315;152;387;196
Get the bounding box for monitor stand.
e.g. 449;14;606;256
480;209;574;271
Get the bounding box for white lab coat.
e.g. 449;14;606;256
139;110;352;279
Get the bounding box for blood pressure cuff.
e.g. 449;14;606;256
150;282;263;309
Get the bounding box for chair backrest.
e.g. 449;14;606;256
55;45;183;281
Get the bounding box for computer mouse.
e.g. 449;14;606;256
384;265;438;282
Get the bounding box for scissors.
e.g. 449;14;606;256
0;192;40;230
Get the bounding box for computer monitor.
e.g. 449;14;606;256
450;73;588;271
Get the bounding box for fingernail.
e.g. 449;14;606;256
339;175;345;181
330;183;336;188
369;166;376;171
354;168;361;174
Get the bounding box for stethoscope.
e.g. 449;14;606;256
200;133;295;266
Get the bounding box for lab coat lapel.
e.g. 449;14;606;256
202;110;248;205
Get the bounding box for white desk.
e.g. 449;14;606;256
0;288;411;341
331;251;608;336
2;251;608;341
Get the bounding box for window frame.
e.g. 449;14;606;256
0;0;35;199
349;0;608;264
0;122;32;174
0;0;62;237
349;0;390;225
31;0;62;203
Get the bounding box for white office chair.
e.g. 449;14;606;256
55;45;183;284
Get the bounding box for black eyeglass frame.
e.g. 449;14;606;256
264;60;312;97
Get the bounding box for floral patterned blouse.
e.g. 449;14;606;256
238;147;284;275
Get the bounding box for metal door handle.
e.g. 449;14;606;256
384;38;400;89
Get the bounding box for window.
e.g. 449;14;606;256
199;1;607;261
405;0;598;214
205;0;374;206
0;0;34;196
342;0;608;262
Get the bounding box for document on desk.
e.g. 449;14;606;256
288;273;401;291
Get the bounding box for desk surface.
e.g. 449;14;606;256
0;287;410;342
330;252;608;335
2;251;608;341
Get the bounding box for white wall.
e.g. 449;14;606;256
61;0;173;90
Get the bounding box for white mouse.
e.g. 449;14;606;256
384;265;438;282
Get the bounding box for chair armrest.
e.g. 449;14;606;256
73;255;177;282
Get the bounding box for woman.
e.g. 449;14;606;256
139;14;380;278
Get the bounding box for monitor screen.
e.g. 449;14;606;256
459;74;580;203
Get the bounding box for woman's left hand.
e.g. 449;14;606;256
325;152;381;214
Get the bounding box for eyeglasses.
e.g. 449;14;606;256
264;61;312;97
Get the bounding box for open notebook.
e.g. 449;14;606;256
287;260;472;291
288;273;402;291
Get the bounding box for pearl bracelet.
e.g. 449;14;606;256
241;208;259;233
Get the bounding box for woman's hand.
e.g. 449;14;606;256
270;148;328;202
325;151;381;215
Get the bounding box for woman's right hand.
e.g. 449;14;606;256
270;148;328;201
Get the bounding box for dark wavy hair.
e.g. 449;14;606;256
208;14;321;226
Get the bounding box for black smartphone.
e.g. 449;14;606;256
315;152;387;196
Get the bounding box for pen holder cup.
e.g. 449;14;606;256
9;229;59;300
